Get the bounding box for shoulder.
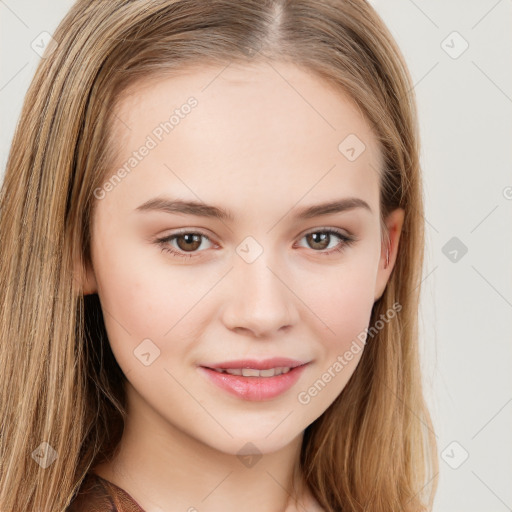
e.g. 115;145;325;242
66;472;116;512
66;472;145;512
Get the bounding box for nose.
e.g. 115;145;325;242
220;253;299;338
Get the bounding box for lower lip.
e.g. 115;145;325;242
198;364;309;401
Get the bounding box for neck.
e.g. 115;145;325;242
93;381;313;512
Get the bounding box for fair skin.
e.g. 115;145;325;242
77;60;404;512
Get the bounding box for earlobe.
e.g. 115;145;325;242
374;208;405;302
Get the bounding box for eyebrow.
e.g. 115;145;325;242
135;196;372;221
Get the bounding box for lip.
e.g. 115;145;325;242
197;360;310;401
201;357;307;370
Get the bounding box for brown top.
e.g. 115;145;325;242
67;471;326;511
66;472;145;512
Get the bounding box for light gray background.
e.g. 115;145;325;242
1;1;511;510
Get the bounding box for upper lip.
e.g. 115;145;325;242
201;357;308;370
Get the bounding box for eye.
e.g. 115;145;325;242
155;227;356;260
296;228;356;256
155;230;215;259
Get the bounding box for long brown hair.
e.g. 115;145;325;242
0;1;438;510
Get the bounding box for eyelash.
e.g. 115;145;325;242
155;228;356;259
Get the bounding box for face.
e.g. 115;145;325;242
80;60;403;455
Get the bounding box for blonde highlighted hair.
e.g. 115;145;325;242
0;1;438;510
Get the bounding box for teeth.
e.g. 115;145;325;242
213;367;292;377
241;368;260;377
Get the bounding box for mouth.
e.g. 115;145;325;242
197;361;310;401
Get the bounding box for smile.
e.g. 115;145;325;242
198;363;309;401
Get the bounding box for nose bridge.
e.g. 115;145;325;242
221;238;298;335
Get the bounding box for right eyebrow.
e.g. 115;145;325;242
135;197;234;221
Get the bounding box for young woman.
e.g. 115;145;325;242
0;1;438;511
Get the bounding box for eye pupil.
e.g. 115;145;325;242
307;232;329;250
176;233;202;251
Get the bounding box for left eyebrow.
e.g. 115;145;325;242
134;196;372;221
293;197;372;219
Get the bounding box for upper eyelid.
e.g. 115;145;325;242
158;228;214;242
301;226;351;237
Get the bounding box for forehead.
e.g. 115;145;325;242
104;61;382;217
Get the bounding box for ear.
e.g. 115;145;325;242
73;256;98;296
374;208;405;302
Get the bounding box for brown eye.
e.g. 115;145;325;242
156;231;214;258
298;228;355;256
174;233;202;252
305;232;331;250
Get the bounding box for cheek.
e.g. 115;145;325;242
293;262;377;412
93;250;213;370
301;255;378;347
